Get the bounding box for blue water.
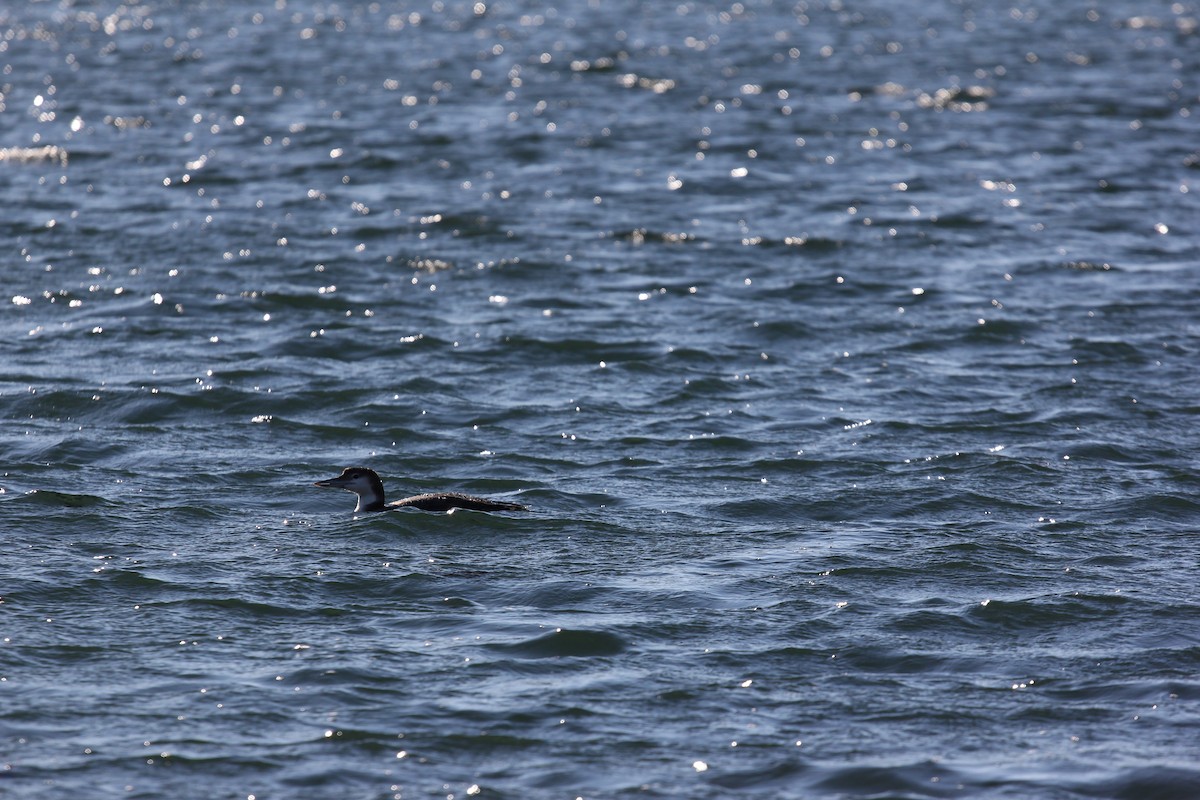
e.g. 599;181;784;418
3;1;1199;798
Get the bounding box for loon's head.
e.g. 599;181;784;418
314;467;386;512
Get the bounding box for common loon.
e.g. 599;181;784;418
314;467;529;513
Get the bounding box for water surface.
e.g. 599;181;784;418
2;1;1199;798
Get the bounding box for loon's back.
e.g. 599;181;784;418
389;492;529;513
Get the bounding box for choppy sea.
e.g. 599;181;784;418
2;1;1199;798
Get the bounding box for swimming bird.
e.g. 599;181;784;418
314;467;528;513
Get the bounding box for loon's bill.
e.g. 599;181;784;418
314;467;529;513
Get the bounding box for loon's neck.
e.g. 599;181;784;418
356;483;386;512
